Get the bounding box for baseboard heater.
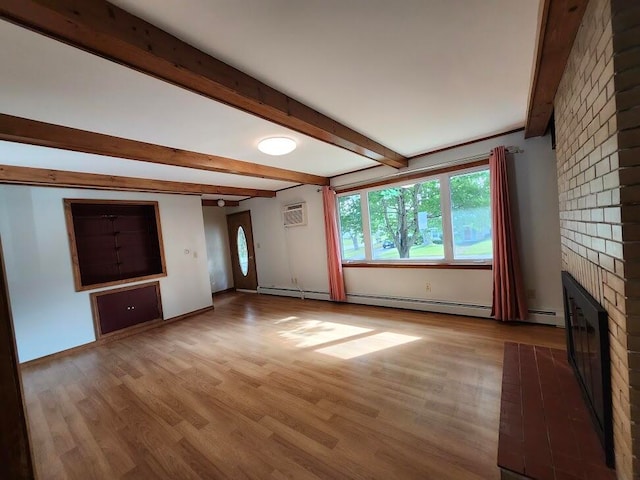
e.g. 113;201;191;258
347;292;491;317
257;287;561;325
257;287;330;301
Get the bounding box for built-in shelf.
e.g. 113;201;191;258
64;199;167;291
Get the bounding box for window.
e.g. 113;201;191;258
237;226;249;276
338;194;365;260
368;179;443;260
65;200;167;291
337;165;492;264
450;170;492;260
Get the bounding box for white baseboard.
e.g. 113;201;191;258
256;287;564;327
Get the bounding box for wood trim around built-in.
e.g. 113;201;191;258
20;304;214;368
0;237;35;479
64;199;168;292
335;159;489;194
524;0;589;138
342;262;492;270
0;114;328;186
0;1;407;168
0;164;276;198
89;281;163;340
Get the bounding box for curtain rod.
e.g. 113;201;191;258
331;146;523;192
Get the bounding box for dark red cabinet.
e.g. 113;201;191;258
91;282;162;337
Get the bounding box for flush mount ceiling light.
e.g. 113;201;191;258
217;199;225;207
258;137;297;156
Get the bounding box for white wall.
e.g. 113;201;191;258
508;135;564;319
228;185;329;294
0;185;213;362
232;131;564;325
202;206;234;293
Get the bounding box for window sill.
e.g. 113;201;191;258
341;262;492;270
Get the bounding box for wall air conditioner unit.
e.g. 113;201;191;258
282;202;307;227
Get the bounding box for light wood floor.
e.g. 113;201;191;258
21;293;565;480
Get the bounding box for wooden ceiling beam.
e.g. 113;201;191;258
0;114;328;186
0;164;276;198
202;199;241;207
524;0;589;138
0;0;408;169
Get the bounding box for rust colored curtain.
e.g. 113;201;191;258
322;186;347;302
490;146;527;321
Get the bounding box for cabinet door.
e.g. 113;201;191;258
94;283;161;336
127;284;161;326
95;288;130;334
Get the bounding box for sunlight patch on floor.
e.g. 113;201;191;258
278;320;373;348
274;316;299;324
315;332;421;359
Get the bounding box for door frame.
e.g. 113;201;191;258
0;236;35;479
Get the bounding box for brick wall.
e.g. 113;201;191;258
555;0;640;478
614;0;640;477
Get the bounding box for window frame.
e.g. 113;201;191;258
336;163;493;267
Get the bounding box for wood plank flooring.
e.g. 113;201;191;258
20;293;566;480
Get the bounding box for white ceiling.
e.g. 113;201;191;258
0;0;541;195
0;20;375;178
111;0;540;156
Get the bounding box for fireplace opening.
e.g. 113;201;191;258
562;271;614;467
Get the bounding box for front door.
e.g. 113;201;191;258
226;211;258;291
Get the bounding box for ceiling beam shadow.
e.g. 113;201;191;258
0;0;408;169
0;114;327;185
0;164;276;197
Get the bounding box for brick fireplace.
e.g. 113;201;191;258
554;0;640;478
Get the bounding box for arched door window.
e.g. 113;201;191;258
237;227;249;276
